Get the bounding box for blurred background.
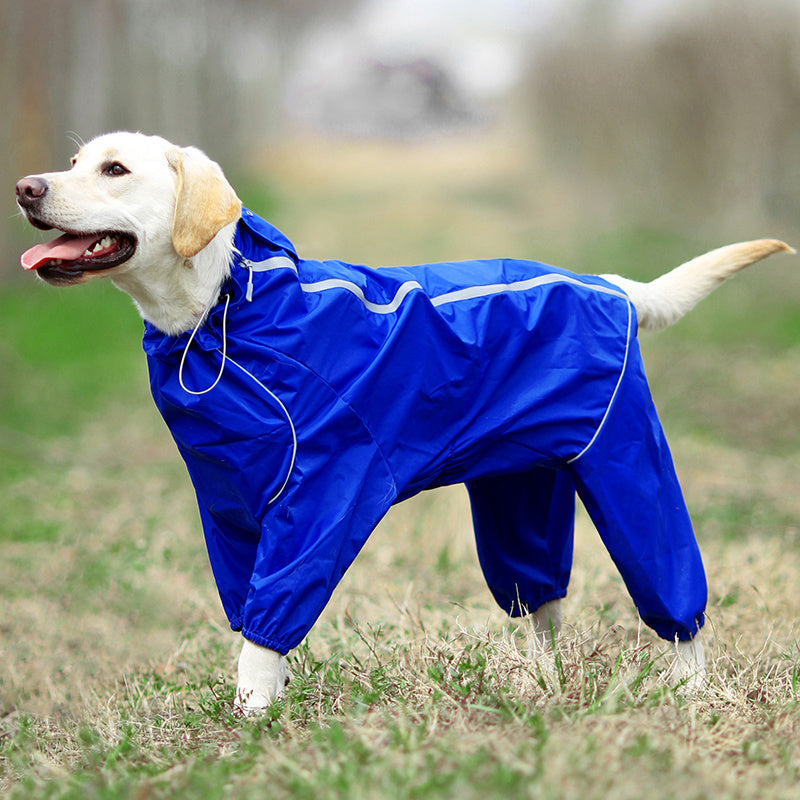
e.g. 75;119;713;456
2;0;800;716
4;0;800;266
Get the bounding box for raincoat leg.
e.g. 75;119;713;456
466;467;576;616
567;339;707;642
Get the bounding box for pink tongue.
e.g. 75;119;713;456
21;233;99;271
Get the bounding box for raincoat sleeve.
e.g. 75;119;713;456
151;344;398;655
233;367;398;655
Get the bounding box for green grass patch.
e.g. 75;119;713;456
572;226;709;280
696;492;797;543
0;279;149;524
232;175;283;221
0;280;146;438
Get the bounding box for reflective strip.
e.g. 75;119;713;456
299;279;424;315
431;273;629;307
237;254;634;468
245;256;297;273
241;256;630;315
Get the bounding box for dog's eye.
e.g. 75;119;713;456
102;161;130;177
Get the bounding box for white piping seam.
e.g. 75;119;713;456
566;297;634;465
224;354;298;505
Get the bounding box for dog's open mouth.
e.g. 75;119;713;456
20;230;137;285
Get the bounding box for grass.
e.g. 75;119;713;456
2;134;800;798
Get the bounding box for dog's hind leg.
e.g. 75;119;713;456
529;598;564;654
466;467;576;651
568;337;708;684
666;635;707;693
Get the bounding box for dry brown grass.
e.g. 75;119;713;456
3;365;800;797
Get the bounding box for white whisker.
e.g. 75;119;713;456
66;131;86;150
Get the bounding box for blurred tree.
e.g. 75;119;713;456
525;1;800;233
2;0;363;280
2;1;74;271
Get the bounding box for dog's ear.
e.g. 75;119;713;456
166;147;242;258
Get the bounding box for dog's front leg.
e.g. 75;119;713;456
234;637;290;716
666;631;707;693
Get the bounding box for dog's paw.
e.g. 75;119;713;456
528;598;563;656
234;638;291;717
665;636;707;695
233;688;273;717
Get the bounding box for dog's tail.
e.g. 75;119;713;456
601;239;794;331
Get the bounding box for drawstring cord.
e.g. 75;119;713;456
177;274;297;505
225;357;298;505
178;293;231;396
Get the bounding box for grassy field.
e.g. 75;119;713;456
2;135;800;798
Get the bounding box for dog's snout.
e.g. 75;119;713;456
16;175;49;208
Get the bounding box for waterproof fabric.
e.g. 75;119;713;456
144;209;707;654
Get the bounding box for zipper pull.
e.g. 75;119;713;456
243;259;254;302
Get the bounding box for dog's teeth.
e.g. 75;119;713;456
84;236;115;257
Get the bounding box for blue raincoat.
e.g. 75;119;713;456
144;209;706;654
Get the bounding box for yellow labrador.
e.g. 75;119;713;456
16;131;793;714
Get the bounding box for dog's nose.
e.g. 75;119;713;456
16;176;49;208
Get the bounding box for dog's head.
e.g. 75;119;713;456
16;132;242;287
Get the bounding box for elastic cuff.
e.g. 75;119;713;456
507;589;567;619
240;626;293;656
652;612;705;643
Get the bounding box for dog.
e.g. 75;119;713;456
16;131;792;714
